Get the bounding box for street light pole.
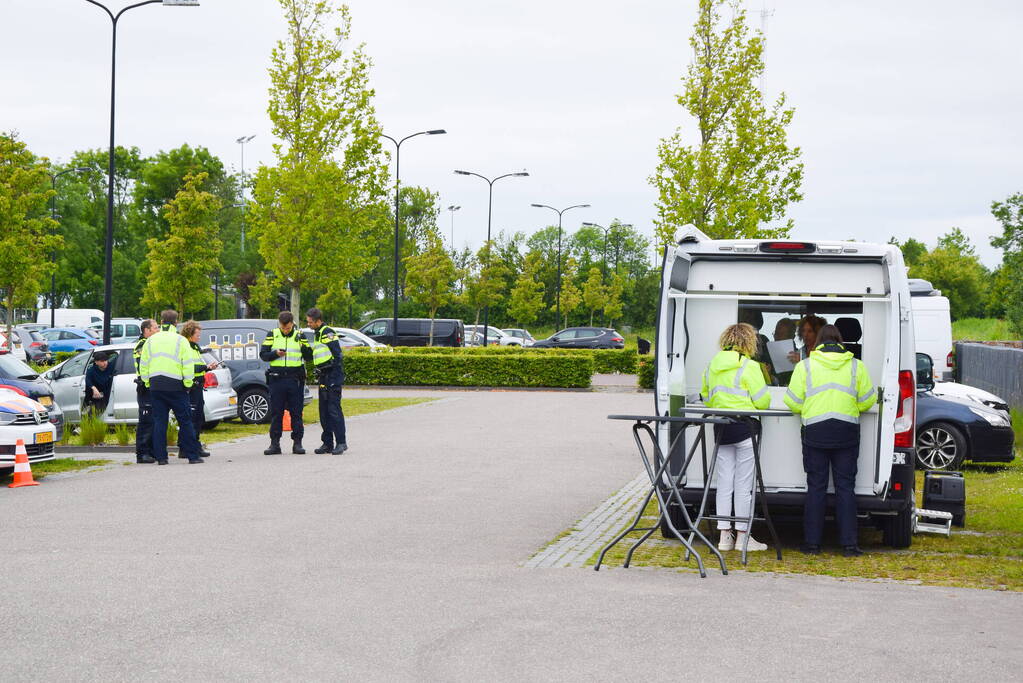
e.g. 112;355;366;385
455;170;530;346
380;129;446;344
236;134;255;253
530;202;589;327
48;167;90;328
446;204;461;249
583;221;633;284
82;0;199;345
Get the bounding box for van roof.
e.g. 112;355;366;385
674;228;895;260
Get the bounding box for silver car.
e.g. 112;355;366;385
43;344;238;427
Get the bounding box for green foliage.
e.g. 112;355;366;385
650;0;803;244
507;252;545;326
78;412;107;446
890;236;927;267
166;420;178;447
344;351;593;388
404;231;458;343
0;133;60;345
141;172;223;316
581;267;606;326
637;359;655;389
604;272;625;326
55;351;77;364
114;423;134;446
554;258;582;328
910;228;988;320
991;192;1023;336
463;241;508;326
951;318;1015;341
353;346;637;374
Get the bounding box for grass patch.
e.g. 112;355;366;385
952;317;1016;341
1;458;112;483
589;459;1023;591
201;397;435;444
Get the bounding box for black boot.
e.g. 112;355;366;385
263;441;281;455
314;444;331;454
292;441;306;455
331;443;348;455
136;455;156;464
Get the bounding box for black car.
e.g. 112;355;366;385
531;327;625;349
14;327;52;364
360;318;464;347
915;353;1015;470
0;353;64;440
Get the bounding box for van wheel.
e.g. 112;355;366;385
239;388;270;424
882;505;914;548
916;422;966;470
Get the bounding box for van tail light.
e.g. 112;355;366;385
759;241;817;254
893;370;915;448
946;351;954;373
0;384;28;396
203;371;218;389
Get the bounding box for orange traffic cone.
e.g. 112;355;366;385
282;410;292;432
8;439;39;488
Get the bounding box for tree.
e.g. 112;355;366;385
889;236;927;267
463;242;507;328
581;267;606;326
404;232;457;344
252;0;388;317
141;173;223;316
0;133;60;345
507;252;545;326
991;192;1023;334
604;272;625;326
910;228;987;320
554;258;582;328
650;0;803;244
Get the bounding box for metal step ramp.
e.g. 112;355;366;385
913;508;953;537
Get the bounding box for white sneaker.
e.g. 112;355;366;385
718;530;735;551
735;533;767;551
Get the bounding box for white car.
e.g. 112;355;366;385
301;327;389;351
0;388;56;472
501;328;535;347
464;325;516;346
932;381;1009;413
0;330;28;363
43;344;237;427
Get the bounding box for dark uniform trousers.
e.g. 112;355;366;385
135;385;153;460
269;374;305;443
189;383;205;440
802;442;859;547
151;389;202;462
317;367;346;449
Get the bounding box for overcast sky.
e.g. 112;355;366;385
5;0;1021;267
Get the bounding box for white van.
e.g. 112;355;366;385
655;229;918;548
36;308;105;329
908;279;953;381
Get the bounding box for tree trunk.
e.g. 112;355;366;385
290;285;301;319
589;310;594;326
5;300;13;353
428;312;435;346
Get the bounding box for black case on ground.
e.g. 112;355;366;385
923;470;966;527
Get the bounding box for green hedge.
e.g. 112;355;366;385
344;352;593;388
637;359;655;389
365;346;637;374
55;351;78;364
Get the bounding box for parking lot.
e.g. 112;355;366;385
2;388;1020;680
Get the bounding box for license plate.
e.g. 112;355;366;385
35;431;53;444
38;396;52;406
229;396;237;405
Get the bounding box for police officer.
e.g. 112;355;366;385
305;307;347;455
133;319;157;464
260;311;312;455
180;320;212;459
784;324;876;557
139;309;204;465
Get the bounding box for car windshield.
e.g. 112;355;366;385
0;353;38;380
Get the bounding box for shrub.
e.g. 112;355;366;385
114;423;134;446
345;352;593;388
166;420;178;447
344;346;637;374
637;359;655;390
55;351;78;365
79;413;108;446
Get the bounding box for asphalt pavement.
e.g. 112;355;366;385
1;388;1019;681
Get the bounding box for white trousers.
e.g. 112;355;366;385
715;438;755;531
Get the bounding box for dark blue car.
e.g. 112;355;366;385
0;353;64;441
40;327;100;353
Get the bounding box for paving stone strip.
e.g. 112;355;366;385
525;471;649;568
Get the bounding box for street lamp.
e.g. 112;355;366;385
530;202;589;326
455;169;529;346
446;205;461;249
583;221;634;282
82;0;200;345
380;129;446;344
236;134;255;253
48;167;91;329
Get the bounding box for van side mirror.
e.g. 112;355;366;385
915;352;935;391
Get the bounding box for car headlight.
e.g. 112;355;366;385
0;412;15;425
969;406;1010;427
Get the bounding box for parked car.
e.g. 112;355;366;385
43;344;237;428
18;323;48;333
0;353;63;441
0;330;28;363
915;353;1015;470
360;318;464;347
196;319;313;423
300;326;388;351
464;325;516;346
931;381;1009;412
502;328;535;347
14;327;52;364
86;318;144;344
0;388;57;475
40;327;100;353
532;327;625;349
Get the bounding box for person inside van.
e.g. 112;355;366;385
84;351;115;416
788;314;826;363
783;324;876;557
773;318;796;342
700;323;772;553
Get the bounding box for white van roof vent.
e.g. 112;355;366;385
908;278;941;296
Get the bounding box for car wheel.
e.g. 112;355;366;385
239;388;270;424
916;421;966;470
